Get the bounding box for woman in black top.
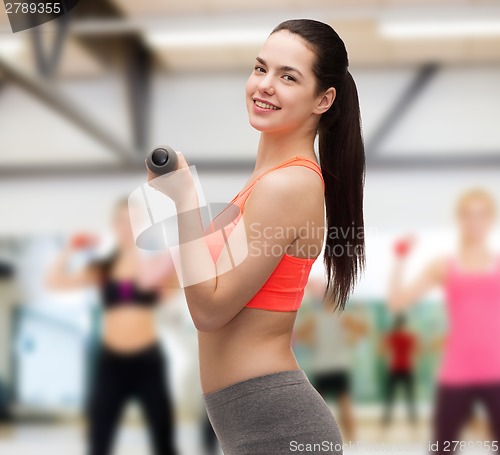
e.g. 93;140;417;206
45;198;179;455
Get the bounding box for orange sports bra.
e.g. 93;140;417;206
204;156;325;312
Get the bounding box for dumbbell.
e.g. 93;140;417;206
146;145;179;176
393;236;415;258
70;233;99;250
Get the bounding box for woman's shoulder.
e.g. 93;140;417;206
244;167;322;229
249;165;323;207
88;250;119;278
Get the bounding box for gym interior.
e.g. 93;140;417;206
0;1;499;454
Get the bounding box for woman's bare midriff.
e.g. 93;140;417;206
102;306;158;353
198;307;301;394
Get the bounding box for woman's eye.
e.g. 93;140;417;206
283;74;296;82
254;66;265;73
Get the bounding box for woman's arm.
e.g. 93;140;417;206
152;159;324;332
140;250;180;300
387;250;447;314
159;271;181;301
44;244;99;291
412;335;422;359
342;313;369;342
377;335;389;357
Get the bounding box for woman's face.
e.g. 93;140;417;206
245;30;329;134
457;196;495;242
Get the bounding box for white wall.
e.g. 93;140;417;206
1;66;498;166
0;76;129;166
379;66;500;155
150;66;500;158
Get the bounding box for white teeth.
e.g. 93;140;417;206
255;100;279;110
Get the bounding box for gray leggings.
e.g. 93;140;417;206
202;369;343;455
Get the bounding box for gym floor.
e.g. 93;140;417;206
0;404;494;455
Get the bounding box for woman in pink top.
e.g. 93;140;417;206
388;189;500;454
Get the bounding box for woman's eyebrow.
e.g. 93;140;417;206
255;56;304;78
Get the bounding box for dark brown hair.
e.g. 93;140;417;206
271;19;366;312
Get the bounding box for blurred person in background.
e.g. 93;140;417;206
379;313;419;427
296;276;369;443
200;410;219;455
45;198;180;455
387;188;500;454
0;259;16;426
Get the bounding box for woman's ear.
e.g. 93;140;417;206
314;87;336;115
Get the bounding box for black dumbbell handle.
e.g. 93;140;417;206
146;145;179;175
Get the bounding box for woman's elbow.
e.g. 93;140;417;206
190;306;227;332
194;321;215;332
44;274;73;292
193;317;225;332
191;312;211;332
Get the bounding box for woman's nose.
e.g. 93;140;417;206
257;74;275;95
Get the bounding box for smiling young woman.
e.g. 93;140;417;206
147;18;366;455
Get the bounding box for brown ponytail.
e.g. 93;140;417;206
271;20;366;312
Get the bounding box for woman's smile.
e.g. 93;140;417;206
253;98;281;111
253;98;281;112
